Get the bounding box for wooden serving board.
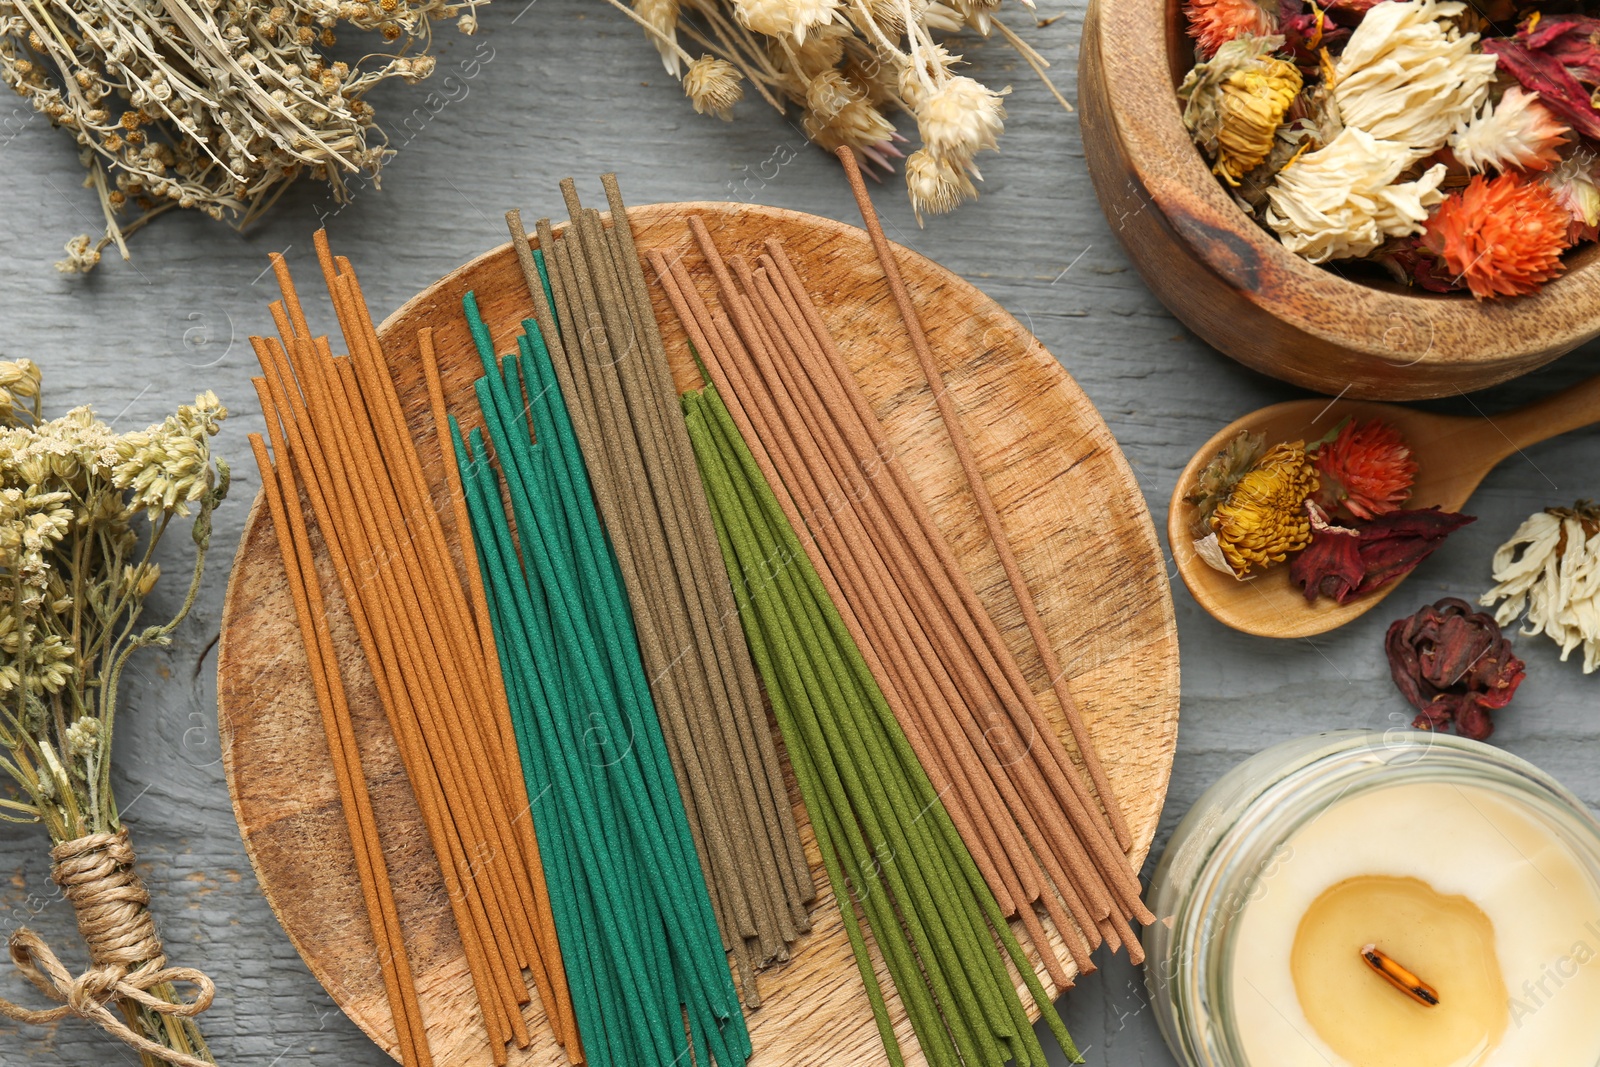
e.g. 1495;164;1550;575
217;202;1180;1067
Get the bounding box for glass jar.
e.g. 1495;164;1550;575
1142;729;1600;1067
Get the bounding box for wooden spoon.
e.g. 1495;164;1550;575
1169;374;1600;638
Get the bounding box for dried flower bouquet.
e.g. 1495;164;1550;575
1180;0;1600;298
0;361;230;1067
616;0;1066;221
0;0;485;272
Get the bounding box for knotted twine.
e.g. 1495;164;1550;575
0;829;216;1067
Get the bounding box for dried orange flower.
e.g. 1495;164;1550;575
1421;172;1573;298
1184;0;1277;58
1313;418;1417;520
1197;441;1320;577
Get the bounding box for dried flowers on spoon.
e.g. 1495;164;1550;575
1185;417;1474;602
1481;500;1600;673
1;0;486;273
1179;0;1600;298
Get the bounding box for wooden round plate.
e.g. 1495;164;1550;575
218;202;1180;1066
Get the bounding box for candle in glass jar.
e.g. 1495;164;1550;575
1231;780;1600;1066
1143;732;1600;1067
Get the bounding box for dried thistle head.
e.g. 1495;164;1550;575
905;148;975;223
684;55;744;120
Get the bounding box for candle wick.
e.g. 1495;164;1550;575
1361;944;1441;1007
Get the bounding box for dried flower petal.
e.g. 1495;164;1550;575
1484;16;1600;141
1386;597;1524;741
1205;440;1319;576
1332;0;1498;157
1421;172;1573;299
1481;501;1600;673
1290;504;1364;603
1266;126;1447;263
1450;88;1570;174
1312;418;1416;520
1184;0;1278;58
1355;506;1476;592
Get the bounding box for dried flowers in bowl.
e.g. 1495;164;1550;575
0;360;229;1067
1482;500;1600;673
1179;0;1600;299
0;0;486;272
612;0;1065;221
1185;417;1474;602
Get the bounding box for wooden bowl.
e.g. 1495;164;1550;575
218;202;1181;1066
1077;0;1600;400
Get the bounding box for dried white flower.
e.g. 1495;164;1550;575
905;148;975;223
802;69;899;169
112;391;228;518
914;75;1007;174
1265;126;1447;262
733;0;839;43
64;716;101;758
1482;503;1600;674
683;55;744;121
1451;88;1570;173
1333;0;1497;157
636;0;682;75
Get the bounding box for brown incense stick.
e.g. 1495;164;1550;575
502;194;812;997
832;145;1133;852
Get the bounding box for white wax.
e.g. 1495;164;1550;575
1230;780;1600;1067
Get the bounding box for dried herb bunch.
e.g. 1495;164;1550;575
0;360;229;1067
0;0;485;272
618;0;1067;220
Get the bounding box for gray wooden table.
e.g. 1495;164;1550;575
1;2;1596;1062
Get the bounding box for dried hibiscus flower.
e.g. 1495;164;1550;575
1292;505;1476;604
1421;172;1573;299
1386;597;1525;741
1312;418;1417;520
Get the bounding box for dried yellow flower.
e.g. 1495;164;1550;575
1180;34;1303;186
905;148;976;224
1200;441;1319;576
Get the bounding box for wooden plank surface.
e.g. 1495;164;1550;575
1;1;1597;1064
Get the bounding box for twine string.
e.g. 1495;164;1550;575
0;829;215;1067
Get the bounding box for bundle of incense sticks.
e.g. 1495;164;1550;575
247;237;578;1066
448;282;750;1067
493;176;814;997
648;220;1153;987
684;380;1081;1067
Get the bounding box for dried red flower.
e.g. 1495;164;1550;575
1386;597;1525;742
1292;506;1475;604
1483;16;1600;141
1421;173;1572;299
1313;418;1416;520
1185;0;1277;58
